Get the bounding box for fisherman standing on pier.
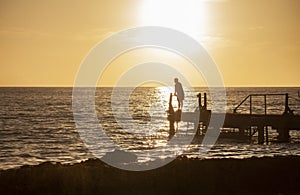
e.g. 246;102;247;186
174;78;185;109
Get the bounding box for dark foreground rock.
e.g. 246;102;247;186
1;156;300;195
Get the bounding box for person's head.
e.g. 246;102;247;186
174;78;178;83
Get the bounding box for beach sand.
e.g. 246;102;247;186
1;156;300;194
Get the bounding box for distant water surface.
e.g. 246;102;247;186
0;87;300;170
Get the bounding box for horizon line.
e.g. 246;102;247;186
0;85;299;88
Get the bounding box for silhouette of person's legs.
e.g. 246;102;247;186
177;97;181;109
177;97;183;109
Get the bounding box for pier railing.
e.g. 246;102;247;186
233;93;291;115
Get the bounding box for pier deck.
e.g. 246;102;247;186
167;93;300;143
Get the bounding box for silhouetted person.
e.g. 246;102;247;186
174;78;184;109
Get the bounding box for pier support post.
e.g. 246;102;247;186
239;127;245;136
204;93;207;110
197;93;201;109
169;118;175;132
278;129;290;142
167;93;175;133
265;126;269;144
277;111;291;142
258;126;264;144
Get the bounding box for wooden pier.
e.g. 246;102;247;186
167;93;300;144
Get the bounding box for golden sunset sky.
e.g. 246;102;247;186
0;0;299;87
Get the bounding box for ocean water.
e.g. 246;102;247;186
0;87;300;170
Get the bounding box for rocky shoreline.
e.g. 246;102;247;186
1;156;300;194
